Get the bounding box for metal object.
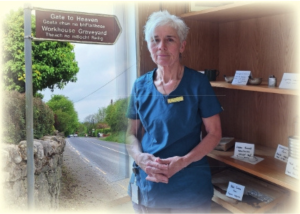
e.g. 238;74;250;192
24;3;35;209
132;162;139;174
246;189;274;203
268;75;277;87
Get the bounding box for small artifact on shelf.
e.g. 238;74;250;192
214;137;235;151
248;75;262;85
224;75;234;83
268;75;277;87
288;136;299;159
212;168;289;213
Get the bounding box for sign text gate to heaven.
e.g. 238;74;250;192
35;9;122;45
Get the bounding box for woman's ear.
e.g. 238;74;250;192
180;40;186;53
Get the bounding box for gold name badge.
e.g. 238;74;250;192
167;96;184;104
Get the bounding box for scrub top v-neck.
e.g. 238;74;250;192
127;66;223;208
153;67;185;101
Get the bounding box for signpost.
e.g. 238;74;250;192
34;8;122;44
24;5;122;209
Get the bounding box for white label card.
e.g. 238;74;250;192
279;73;299;90
285;157;299;179
131;183;139;204
274;144;289;162
232;70;252;85
232;142;263;164
234;142;255;158
226;181;245;201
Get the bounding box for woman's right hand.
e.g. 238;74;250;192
126;119;169;183
136;153;169;184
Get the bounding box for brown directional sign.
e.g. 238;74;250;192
35;8;122;45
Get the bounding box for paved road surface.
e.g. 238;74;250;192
66;137;130;182
62;137;228;213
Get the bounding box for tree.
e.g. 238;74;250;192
95;107;107;123
83;114;97;136
76;123;87;136
105;98;128;132
2;9;79;95
46;95;79;136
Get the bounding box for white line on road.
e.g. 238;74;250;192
90;141;127;155
95;167;107;175
83;157;90;163
66;139;107;174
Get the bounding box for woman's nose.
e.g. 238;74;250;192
158;40;166;50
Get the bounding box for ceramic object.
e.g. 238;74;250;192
224;75;234;83
248;77;262;85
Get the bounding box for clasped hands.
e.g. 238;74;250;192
136;153;187;184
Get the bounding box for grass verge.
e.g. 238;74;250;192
102;131;126;143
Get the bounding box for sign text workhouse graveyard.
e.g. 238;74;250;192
35;9;122;44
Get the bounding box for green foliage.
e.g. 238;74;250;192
33;95;55;139
105;98;128;132
95;107;106;122
95;129;100;137
47;95;79;136
2;9;79;94
101;128;111;134
2;91;54;144
34;92;44;99
77;123;87;136
103;131;126;143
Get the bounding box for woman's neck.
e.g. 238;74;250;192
157;64;183;83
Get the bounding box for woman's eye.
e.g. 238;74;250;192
167;38;174;42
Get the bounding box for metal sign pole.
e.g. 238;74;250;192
24;4;35;209
22;6;122;210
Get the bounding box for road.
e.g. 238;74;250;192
66;137;130;183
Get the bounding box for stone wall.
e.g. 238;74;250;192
1;135;66;211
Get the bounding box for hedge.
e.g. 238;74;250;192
2;91;54;144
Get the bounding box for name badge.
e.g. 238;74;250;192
167;96;184;104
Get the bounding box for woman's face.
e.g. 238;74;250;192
148;25;186;67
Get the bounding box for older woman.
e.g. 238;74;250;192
126;10;222;213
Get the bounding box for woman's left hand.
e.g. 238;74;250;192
146;156;187;180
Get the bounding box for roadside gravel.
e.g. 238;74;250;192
58;140;229;214
58;141;134;213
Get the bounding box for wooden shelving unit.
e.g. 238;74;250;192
211;168;290;213
209;145;298;192
136;1;299;213
180;1;298;22
180;2;300;212
210;81;299;96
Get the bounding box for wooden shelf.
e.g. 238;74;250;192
212;168;289;213
180;1;298;22
208;145;299;192
210;81;299;96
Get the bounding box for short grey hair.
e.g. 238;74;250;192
144;10;189;44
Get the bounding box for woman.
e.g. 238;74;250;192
126;10;222;213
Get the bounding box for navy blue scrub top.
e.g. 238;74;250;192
126;66;223;208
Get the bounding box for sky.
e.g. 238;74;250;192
1;1;129;122
41;43;118;122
